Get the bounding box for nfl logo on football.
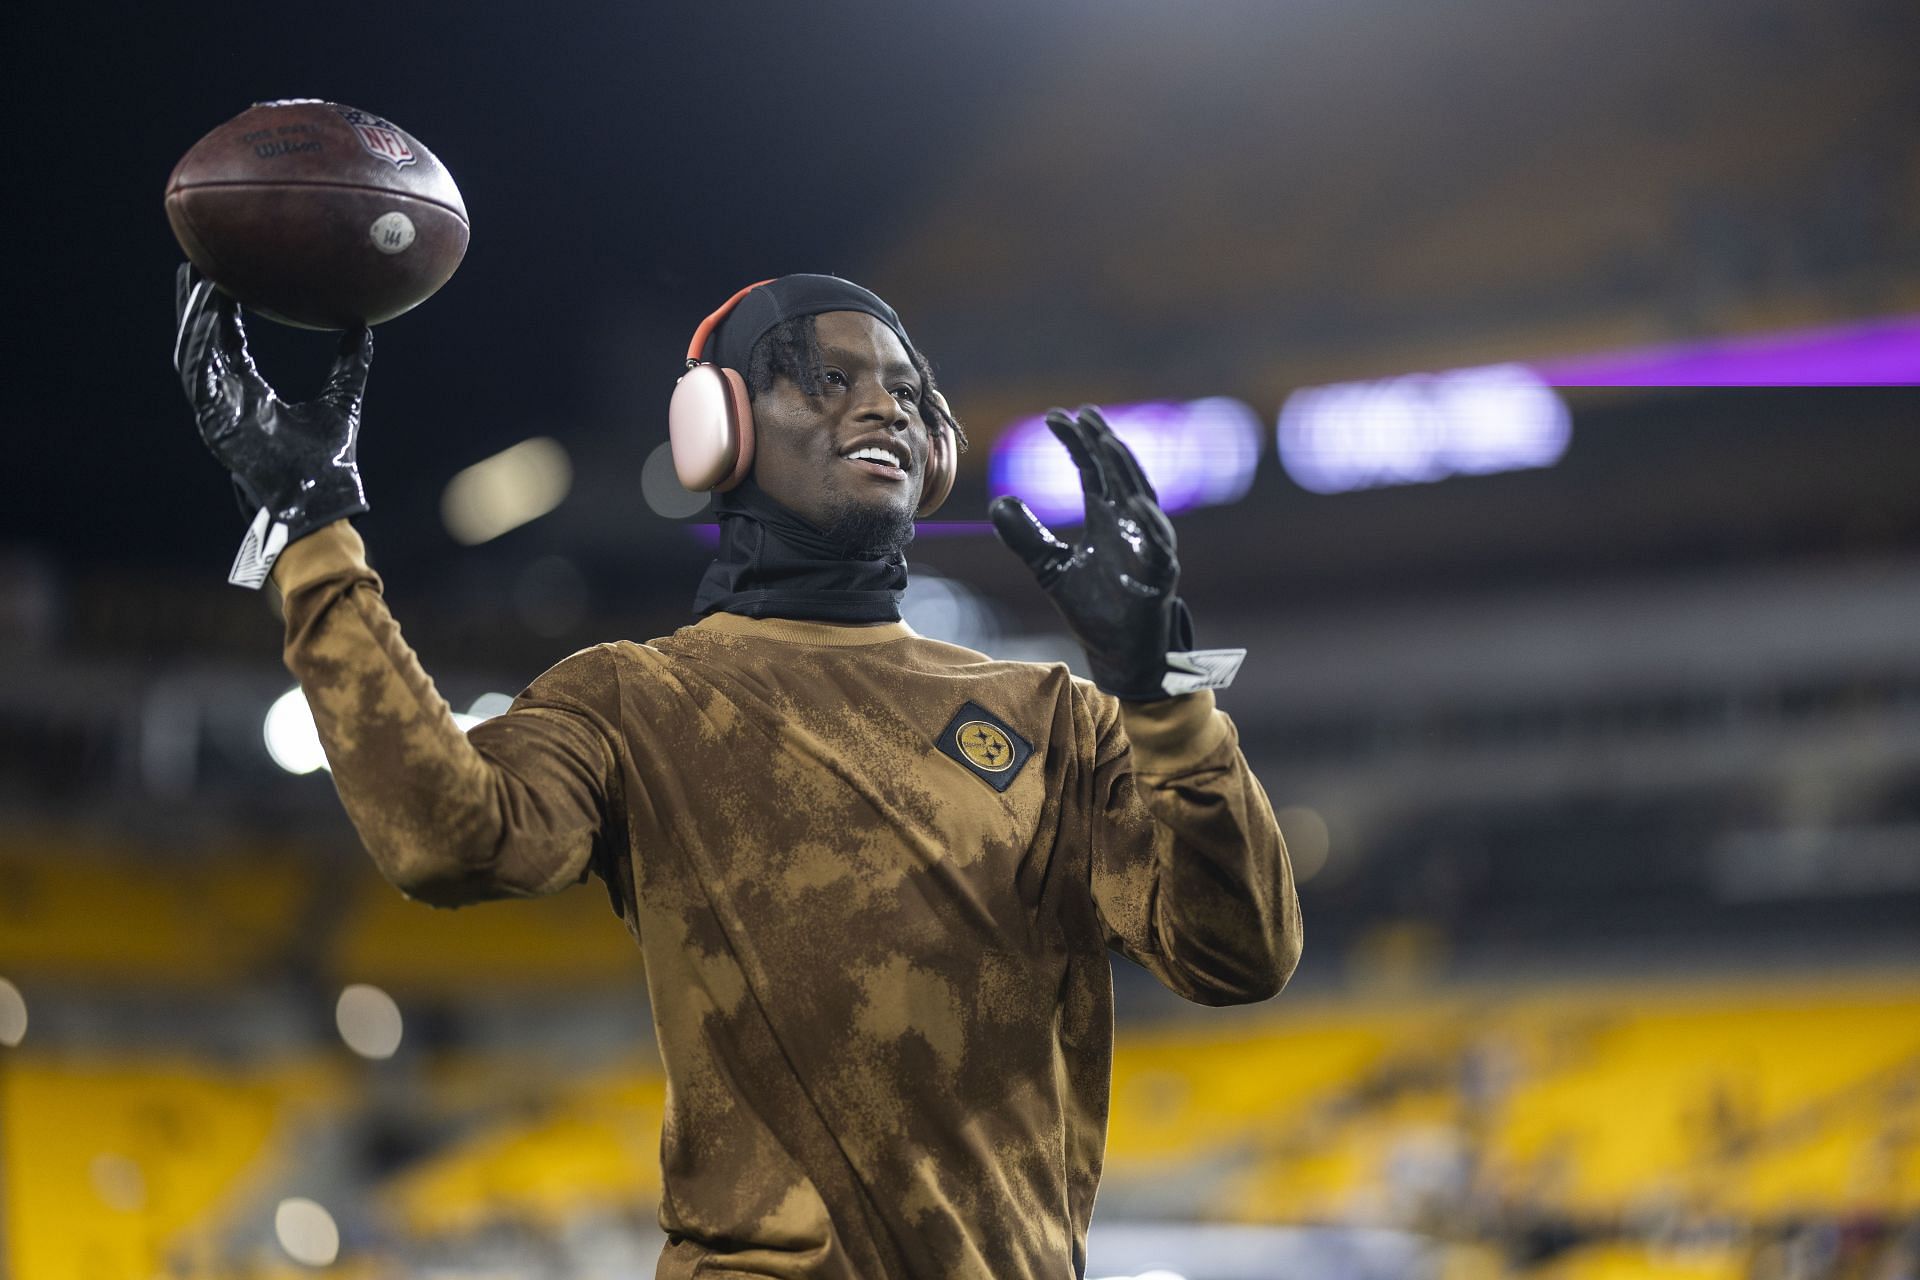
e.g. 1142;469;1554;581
332;105;417;170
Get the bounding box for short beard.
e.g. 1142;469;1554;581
822;497;916;558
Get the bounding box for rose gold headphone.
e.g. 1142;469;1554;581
667;281;957;517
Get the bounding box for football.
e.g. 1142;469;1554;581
164;100;469;329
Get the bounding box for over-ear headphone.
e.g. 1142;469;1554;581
668;281;957;517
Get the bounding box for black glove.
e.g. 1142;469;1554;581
173;264;372;588
990;405;1244;701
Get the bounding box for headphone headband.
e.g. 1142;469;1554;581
684;279;776;367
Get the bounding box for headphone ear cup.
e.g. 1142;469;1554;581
714;367;755;492
916;424;956;517
668;364;757;492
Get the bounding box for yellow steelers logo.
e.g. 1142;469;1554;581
956;720;1016;772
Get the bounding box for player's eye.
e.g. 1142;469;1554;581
892;385;919;404
821;368;848;388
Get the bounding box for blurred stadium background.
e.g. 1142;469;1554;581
8;0;1920;1275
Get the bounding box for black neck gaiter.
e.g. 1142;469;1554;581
691;482;908;622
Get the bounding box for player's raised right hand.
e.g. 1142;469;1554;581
173;263;372;587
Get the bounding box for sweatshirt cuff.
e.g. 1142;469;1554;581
270;519;373;594
1119;690;1230;773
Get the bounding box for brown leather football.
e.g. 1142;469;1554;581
165;100;469;329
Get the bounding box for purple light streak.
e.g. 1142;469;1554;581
683;521;996;547
1533;314;1920;386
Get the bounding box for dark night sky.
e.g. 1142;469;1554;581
15;0;1919;615
12;1;1074;576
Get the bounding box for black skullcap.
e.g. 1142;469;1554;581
706;274;916;373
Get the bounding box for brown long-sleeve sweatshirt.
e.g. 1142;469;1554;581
274;521;1300;1280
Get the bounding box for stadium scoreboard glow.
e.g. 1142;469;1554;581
1277;364;1572;495
988;398;1264;524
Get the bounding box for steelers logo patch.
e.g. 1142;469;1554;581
958;721;1015;771
937;701;1033;792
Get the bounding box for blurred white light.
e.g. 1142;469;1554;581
1275;805;1331;884
1277;363;1570;494
264;687;328;775
990;398;1263;524
467;691;515;720
900;572;1000;652
450;712;483;732
90;1153;147;1212
641;441;712;518
441;437;573;545
0;977;24;1046
335;983;404;1060
274;1197;341;1267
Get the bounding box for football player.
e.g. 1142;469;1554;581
175;267;1300;1280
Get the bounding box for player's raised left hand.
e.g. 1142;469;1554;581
990;405;1242;700
173;263;372;587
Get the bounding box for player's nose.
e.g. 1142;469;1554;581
852;378;909;430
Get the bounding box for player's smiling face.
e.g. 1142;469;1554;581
751;311;927;553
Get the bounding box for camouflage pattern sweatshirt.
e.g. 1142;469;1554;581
274;521;1300;1280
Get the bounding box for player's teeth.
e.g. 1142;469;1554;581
849;448;897;466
